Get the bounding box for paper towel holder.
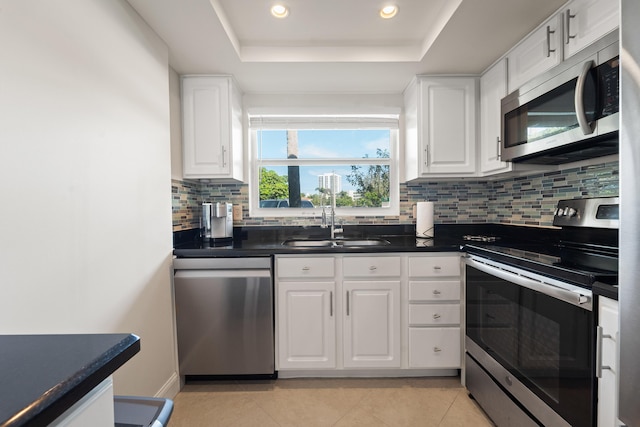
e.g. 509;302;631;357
415;201;435;239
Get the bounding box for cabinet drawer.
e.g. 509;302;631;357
409;304;460;326
409;281;460;301
343;256;401;277
408;256;460;277
276;257;335;278
409;327;461;368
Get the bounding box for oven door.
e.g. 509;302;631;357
465;256;595;427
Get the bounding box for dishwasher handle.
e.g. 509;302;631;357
173;257;271;270
174;269;271;279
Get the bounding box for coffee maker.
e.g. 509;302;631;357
202;202;233;241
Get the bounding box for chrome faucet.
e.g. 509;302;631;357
321;206;343;239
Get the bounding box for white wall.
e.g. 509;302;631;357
169;68;184;180
0;0;179;398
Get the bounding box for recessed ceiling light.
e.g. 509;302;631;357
271;4;289;18
380;5;398;19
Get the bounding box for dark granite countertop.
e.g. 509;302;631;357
173;224;547;258
0;333;140;427
593;281;619;300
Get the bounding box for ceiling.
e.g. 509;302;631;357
126;0;567;94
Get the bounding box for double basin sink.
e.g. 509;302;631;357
282;238;391;248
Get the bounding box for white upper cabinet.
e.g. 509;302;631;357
563;0;619;59
181;76;244;181
508;13;563;92
404;77;478;180
480;59;512;175
508;0;619;93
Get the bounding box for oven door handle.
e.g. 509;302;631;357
466;257;592;310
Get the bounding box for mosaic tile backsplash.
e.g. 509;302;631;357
172;160;619;231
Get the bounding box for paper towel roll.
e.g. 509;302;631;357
416;202;434;239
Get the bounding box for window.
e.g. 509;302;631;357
249;114;399;217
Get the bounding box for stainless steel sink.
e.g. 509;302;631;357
282;238;391;248
281;239;336;247
339;239;391;247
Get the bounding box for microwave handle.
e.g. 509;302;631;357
575;60;596;135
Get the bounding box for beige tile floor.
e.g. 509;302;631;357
169;376;495;427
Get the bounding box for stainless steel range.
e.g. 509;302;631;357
464;197;618;427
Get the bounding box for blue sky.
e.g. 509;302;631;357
258;129;390;195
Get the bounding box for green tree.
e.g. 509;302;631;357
259;168;289;200
347;149;390;207
335;191;353;207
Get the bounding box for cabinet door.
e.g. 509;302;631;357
277;282;336;369
598;297;621;427
564;0;619;59
181;76;243;180
418;78;477;175
343;281;401;368
480;59;512;175
508;14;562;91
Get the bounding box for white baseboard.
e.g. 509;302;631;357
277;368;459;379
155;371;180;399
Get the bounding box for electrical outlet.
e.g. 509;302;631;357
233;205;242;221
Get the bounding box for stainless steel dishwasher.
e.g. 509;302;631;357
173;257;275;378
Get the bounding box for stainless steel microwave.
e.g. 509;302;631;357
501;31;619;164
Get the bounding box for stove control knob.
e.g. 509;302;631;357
567;208;577;217
555;208;563;216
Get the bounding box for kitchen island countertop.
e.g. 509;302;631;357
0;333;140;427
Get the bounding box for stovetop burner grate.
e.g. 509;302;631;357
463;235;501;242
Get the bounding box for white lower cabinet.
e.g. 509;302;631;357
277;281;336;369
276;256;336;370
597;296;622;427
407;255;462;369
343;280;401;368
275;253;462;375
409;327;461;368
49;377;114;427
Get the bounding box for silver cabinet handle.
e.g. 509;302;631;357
346;291;350;316
433;313;441;319
424;146;429;167
546;25;556;57
302;266;311;271
369;266;377;271
495;136;502;161
575;60;596;135
433;347;442;353
433;266;441;270
565;9;576;45
596;325;612;378
221;146;227;167
433;290;441;295
330;291;333;317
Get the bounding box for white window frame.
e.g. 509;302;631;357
248;113;400;218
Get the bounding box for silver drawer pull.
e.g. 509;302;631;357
369;266;377;271
433;313;441;319
302;266;311;271
433;266;442;270
433;347;442;353
433;290;441;295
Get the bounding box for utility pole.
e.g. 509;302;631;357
287;130;301;207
